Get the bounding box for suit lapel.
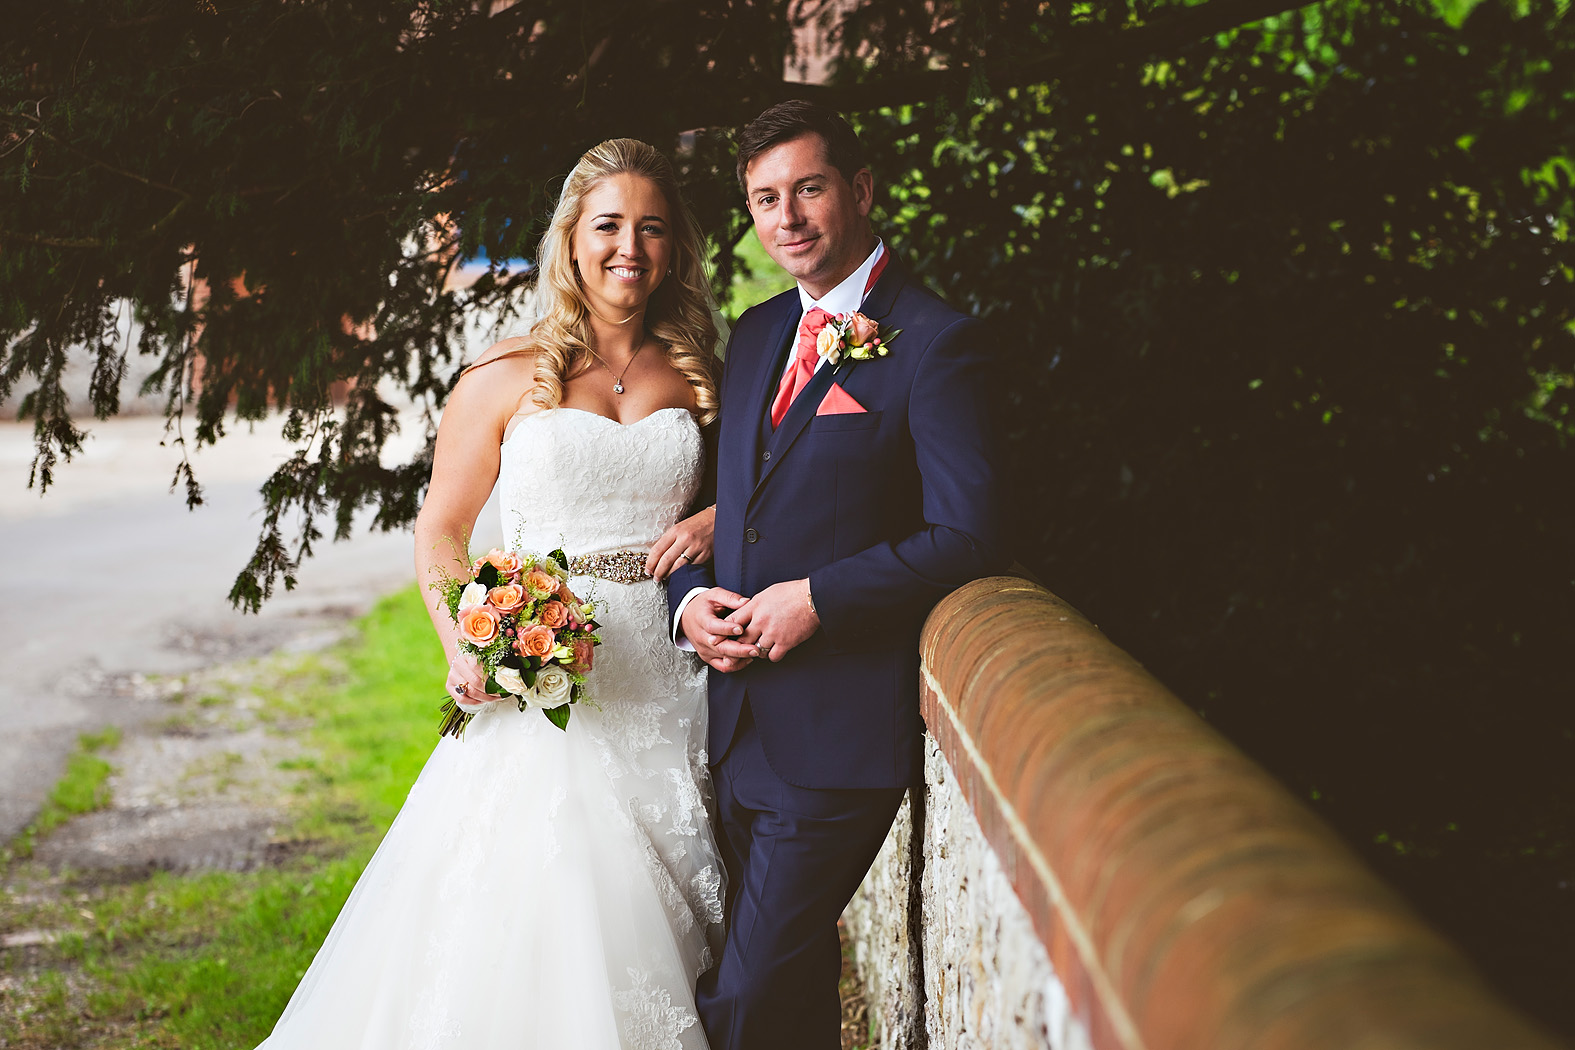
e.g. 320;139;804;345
752;357;839;495
856;254;905;329
733;294;802;491
750;258;908;498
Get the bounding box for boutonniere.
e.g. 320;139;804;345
814;311;902;367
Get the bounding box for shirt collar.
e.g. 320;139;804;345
797;238;885;319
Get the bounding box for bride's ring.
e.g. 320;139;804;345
757;641;773;653
455;683;467;696
675;551;691;563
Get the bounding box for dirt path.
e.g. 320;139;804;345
0;415;500;846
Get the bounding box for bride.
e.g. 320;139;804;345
258;139;726;1050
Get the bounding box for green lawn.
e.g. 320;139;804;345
0;587;446;1050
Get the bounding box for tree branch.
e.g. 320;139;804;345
700;0;1320;123
0;197;187;250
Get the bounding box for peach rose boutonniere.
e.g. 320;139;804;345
814;310;902;367
433;546;601;739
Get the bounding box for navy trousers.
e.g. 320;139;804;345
697;700;906;1050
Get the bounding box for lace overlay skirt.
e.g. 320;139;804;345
259;577;722;1050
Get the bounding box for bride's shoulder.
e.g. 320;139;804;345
446;338;543;424
467;336;540;373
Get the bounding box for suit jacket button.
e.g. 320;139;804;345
744;528;759;543
762;450;771;461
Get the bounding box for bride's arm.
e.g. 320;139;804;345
414;351;534;667
648;403;721;581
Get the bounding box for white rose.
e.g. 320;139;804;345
493;664;527;697
531;666;573;709
815;324;841;362
459;582;489;611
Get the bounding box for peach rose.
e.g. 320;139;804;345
848;311;879;346
458;604;501;646
537;600;569;629
556;579;581;605
523;568;559;599
487;548;523;576
516;624;556;659
570;637;596;671
487;584;527;615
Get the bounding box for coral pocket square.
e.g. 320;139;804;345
816;384;867;415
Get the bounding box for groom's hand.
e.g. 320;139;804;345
680;588;758;673
727;579;819;663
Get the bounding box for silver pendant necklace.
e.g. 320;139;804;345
587;343;645;395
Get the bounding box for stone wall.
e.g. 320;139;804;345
845;736;1091;1050
842;578;1562;1050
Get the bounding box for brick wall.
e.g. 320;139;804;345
843;578;1562;1050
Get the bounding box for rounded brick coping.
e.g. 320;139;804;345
919;577;1563;1050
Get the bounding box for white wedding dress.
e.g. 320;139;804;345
259;406;724;1050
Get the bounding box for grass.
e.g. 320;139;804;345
3;586;883;1048
6;728;123;861
0;587;446;1049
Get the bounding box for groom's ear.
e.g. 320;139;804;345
851;168;874;218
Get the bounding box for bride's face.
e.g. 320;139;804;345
572;174;674;317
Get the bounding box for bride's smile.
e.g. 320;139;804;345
574;173;673;318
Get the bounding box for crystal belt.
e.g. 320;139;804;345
567;549;652;585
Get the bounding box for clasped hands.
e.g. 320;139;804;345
680;581;819;674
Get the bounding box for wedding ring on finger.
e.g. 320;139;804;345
675;551;691;564
455;683;467;697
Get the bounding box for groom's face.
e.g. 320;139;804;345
744;133;873;299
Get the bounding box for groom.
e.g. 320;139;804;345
670;101;1004;1050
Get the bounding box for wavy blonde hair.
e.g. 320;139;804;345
477;138;719;424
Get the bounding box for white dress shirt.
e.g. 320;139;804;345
672;239;887;647
780;238;886;382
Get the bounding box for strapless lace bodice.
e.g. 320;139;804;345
499;406;703;556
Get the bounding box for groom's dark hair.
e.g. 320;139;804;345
735;100;868;192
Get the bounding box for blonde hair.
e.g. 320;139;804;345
478;138;719;424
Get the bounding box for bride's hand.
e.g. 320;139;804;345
647;504;716;580
446;651;505;713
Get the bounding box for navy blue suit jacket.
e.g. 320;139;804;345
668;257;1005;789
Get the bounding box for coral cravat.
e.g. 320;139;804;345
769;307;831;428
768;247;890;429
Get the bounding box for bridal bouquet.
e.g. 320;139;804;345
434;547;600;738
